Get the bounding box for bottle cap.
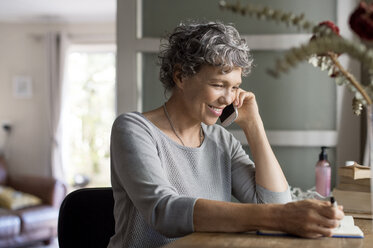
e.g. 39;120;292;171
319;146;328;160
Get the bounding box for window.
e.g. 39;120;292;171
62;44;116;189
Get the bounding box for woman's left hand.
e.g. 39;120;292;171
233;89;261;127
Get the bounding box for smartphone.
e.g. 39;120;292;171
219;103;238;127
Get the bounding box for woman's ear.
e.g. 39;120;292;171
172;65;184;90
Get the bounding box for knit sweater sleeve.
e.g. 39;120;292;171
228;132;292;204
110;113;197;237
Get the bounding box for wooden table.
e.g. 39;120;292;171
162;219;372;248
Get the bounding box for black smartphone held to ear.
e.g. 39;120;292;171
219;103;238;127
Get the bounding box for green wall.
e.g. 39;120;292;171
140;0;338;191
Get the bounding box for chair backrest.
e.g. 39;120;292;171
58;187;115;248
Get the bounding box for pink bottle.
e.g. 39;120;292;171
315;146;331;197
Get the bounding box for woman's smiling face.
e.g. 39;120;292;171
177;65;242;125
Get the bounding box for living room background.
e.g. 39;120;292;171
0;22;115;179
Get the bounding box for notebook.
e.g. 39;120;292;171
331;216;364;238
257;216;364;238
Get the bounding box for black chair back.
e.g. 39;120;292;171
58;187;115;248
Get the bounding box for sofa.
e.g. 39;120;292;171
0;157;67;248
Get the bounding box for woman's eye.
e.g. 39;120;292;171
212;84;224;88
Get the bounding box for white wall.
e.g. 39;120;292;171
0;22;115;177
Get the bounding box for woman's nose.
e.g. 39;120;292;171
218;89;235;105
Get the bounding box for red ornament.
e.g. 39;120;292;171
349;1;373;41
310;21;341;58
311;20;340;40
318;21;340;36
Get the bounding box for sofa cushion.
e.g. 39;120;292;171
0;186;42;210
16;205;59;233
0;208;20;238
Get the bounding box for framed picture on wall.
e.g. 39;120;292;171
13;75;33;99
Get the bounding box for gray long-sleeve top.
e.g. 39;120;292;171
107;112;291;248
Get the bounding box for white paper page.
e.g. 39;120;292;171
332;216;364;237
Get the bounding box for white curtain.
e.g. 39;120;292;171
46;32;69;181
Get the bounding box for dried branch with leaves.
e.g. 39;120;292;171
219;0;373;115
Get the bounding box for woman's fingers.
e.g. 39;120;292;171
316;201;345;220
310;211;340;229
285;219;335;238
233;89;249;108
300;224;334;238
281;199;345;238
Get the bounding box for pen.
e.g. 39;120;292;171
330;196;338;208
330;196;341;229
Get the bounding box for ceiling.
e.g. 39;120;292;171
0;0;116;23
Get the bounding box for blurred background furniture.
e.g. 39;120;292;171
58;187;115;248
0;156;67;248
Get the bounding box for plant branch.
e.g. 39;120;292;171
219;0;315;31
328;52;372;105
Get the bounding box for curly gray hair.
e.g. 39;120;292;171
159;21;253;91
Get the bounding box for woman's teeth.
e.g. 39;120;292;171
209;105;222;114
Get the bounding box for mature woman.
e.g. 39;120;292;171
107;21;344;248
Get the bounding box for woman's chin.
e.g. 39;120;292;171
202;118;219;126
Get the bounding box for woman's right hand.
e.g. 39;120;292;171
277;199;344;238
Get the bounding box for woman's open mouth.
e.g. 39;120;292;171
208;105;223;117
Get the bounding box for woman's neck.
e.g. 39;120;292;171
164;96;201;134
163;96;204;147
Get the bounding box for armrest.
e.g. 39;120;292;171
8;175;67;208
